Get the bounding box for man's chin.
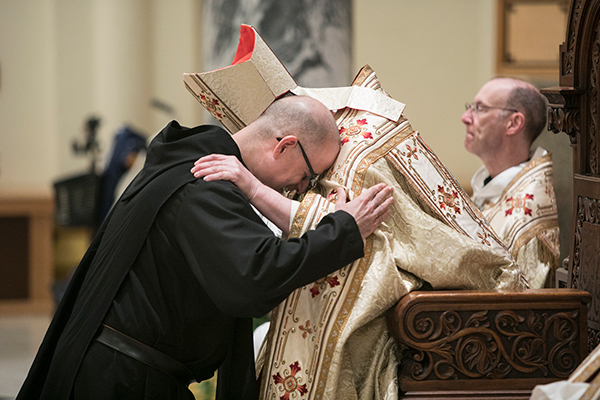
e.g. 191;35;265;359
464;136;475;152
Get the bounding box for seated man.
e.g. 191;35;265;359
190;28;527;397
462;78;560;288
16;95;393;400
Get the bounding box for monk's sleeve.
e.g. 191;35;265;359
173;180;364;317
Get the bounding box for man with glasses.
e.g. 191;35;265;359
193;65;526;400
462;77;559;288
17;94;395;400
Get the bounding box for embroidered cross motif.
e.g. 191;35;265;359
272;361;308;399
198;93;223;119
298;320;312;339
339;118;373;145
405;144;419;160
437;185;461;214
309;274;340;298
505;194;534;216
478;231;491;246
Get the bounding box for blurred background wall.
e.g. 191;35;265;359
0;0;571;267
0;0;204;190
0;0;554;192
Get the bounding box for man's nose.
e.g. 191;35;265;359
461;110;472;125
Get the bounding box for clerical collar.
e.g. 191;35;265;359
483;175;492;186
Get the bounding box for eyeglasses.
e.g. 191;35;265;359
465;102;518;115
277;137;318;182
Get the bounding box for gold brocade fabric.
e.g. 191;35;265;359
183;26;527;400
481;154;559;289
184;25;297;133
256;66;526;400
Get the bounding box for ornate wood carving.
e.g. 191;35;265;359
571;195;600;351
548;105;580;142
563;0;583;77
387;290;590;398
590;328;600;352
401;308;580;380
589;21;600;174
541;87;583;142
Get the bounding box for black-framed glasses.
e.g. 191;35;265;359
277;137;318;182
465;102;518;115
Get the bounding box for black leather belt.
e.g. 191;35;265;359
95;324;196;386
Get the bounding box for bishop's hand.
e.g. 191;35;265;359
335;184;394;240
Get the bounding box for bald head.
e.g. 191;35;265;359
256;95;340;149
234;95;341;193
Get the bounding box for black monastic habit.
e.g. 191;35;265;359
17;121;363;400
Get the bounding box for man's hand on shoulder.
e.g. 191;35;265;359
191;154;261;201
335;183;394;240
191;154;293;235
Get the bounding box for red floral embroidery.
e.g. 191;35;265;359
309;285;320;298
405;145;419;160
478;231;491;246
339;119;373;145
309;274;340;298
505;194;534;216
299;320;312;338
272;361;308;399
198;93;222;119
437;185;461;214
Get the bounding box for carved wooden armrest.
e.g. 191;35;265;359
386;289;591;399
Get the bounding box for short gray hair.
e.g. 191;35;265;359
506;84;547;144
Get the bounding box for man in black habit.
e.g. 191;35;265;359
16;95;393;400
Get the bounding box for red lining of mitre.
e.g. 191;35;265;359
231;24;255;65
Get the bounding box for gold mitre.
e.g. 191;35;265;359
183;24;297;133
184;24;405;134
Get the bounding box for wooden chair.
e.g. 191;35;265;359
542;0;600;353
386;1;600;398
387;289;589;399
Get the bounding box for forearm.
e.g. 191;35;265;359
176;183;364;318
191;154;294;234
248;185;293;236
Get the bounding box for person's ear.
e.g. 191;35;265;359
506;112;525;136
272;135;298;159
